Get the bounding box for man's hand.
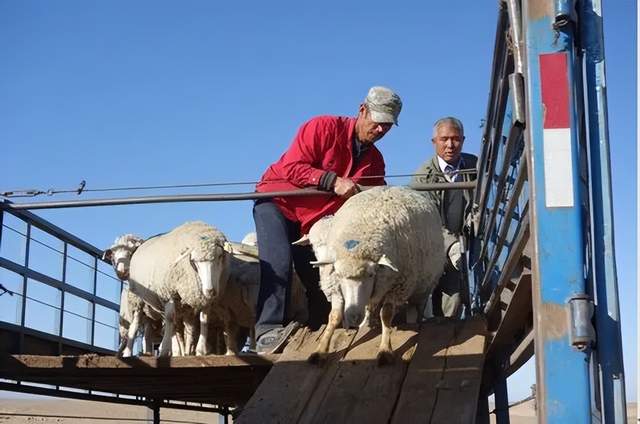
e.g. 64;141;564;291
447;240;463;271
333;177;359;198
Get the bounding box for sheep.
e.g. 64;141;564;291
116;286;163;357
103;234;145;282
125;221;232;356
106;227;306;356
240;232;257;247
218;236;307;352
104;235;167;357
298;186;445;365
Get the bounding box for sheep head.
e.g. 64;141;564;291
103;234;145;280
174;237;232;300
328;253;398;329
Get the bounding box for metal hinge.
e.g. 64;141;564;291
568;294;596;351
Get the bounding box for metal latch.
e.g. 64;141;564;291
568;294;595;351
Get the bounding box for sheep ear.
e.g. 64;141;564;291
223;241;234;254
292;235;310;246
102;249;113;264
377;254;399;272
129;237;144;249
172;249;192;266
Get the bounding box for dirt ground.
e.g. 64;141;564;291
0;396;636;423
0;397;222;424
489;399;637;423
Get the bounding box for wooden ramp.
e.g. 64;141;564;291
238;317;487;424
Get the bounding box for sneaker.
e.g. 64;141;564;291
255;321;301;354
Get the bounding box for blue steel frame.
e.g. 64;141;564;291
523;0;592;422
579;0;627;421
522;0;625;422
471;1;626;422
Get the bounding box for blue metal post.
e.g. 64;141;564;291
522;0;592;422
579;0;627;421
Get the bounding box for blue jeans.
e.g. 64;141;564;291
253;200;330;337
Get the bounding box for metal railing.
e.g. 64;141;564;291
0;200;121;355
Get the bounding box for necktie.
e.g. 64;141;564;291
444;164;456;182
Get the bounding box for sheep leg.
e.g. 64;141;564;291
248;326;256;352
183;316;197;356
123;309;141;357
142;319;153;355
308;293;344;364
377;302;395;366
159;299;176;357
196;310;210;356
223;319;239;355
170;333;182;356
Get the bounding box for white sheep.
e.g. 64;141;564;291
218;237;307;352
299;186;445;364
116;286;163;357
129;221;232;356
106;227;306;356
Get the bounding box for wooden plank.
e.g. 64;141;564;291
390;319;457;423
429;317;487;424
306;325;418;424
0;353;275;405
237;326;357;424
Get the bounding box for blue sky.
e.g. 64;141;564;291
0;1;636;403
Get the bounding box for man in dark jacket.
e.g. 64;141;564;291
411;117;477;318
254;86;402;353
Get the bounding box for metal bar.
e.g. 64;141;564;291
506;329;534;377
579;0;627;421
90;256;98;347
481;212;529;314
477;59;513;222
3;183;476;211
0;210;4;251
0;258;119;311
476;125;525;264
18;223;31;353
494;374;510;424
506;0;525;75
152;404;160;424
1;205;104;257
0;321;115;355
59;243;67;355
478;162;528;299
474;3;510;207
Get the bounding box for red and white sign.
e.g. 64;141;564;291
540;52;574;208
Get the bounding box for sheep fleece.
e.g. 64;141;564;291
328;186;445;305
128;221;228;310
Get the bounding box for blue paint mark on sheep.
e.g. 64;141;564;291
344;239;360;250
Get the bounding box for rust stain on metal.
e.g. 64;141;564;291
527;0;553;21
539;303;568;339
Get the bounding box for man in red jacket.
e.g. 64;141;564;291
253;86;402;353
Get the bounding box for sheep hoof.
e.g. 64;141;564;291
376;350;395;366
308;351;327;365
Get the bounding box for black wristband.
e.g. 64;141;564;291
318;171;338;191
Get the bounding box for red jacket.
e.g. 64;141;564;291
256;115;386;233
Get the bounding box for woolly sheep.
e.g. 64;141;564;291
218;237;307;352
123;221;232;356
117;286;163;357
300;186;445;364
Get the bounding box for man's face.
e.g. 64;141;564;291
432;123;464;164
355;104;393;145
